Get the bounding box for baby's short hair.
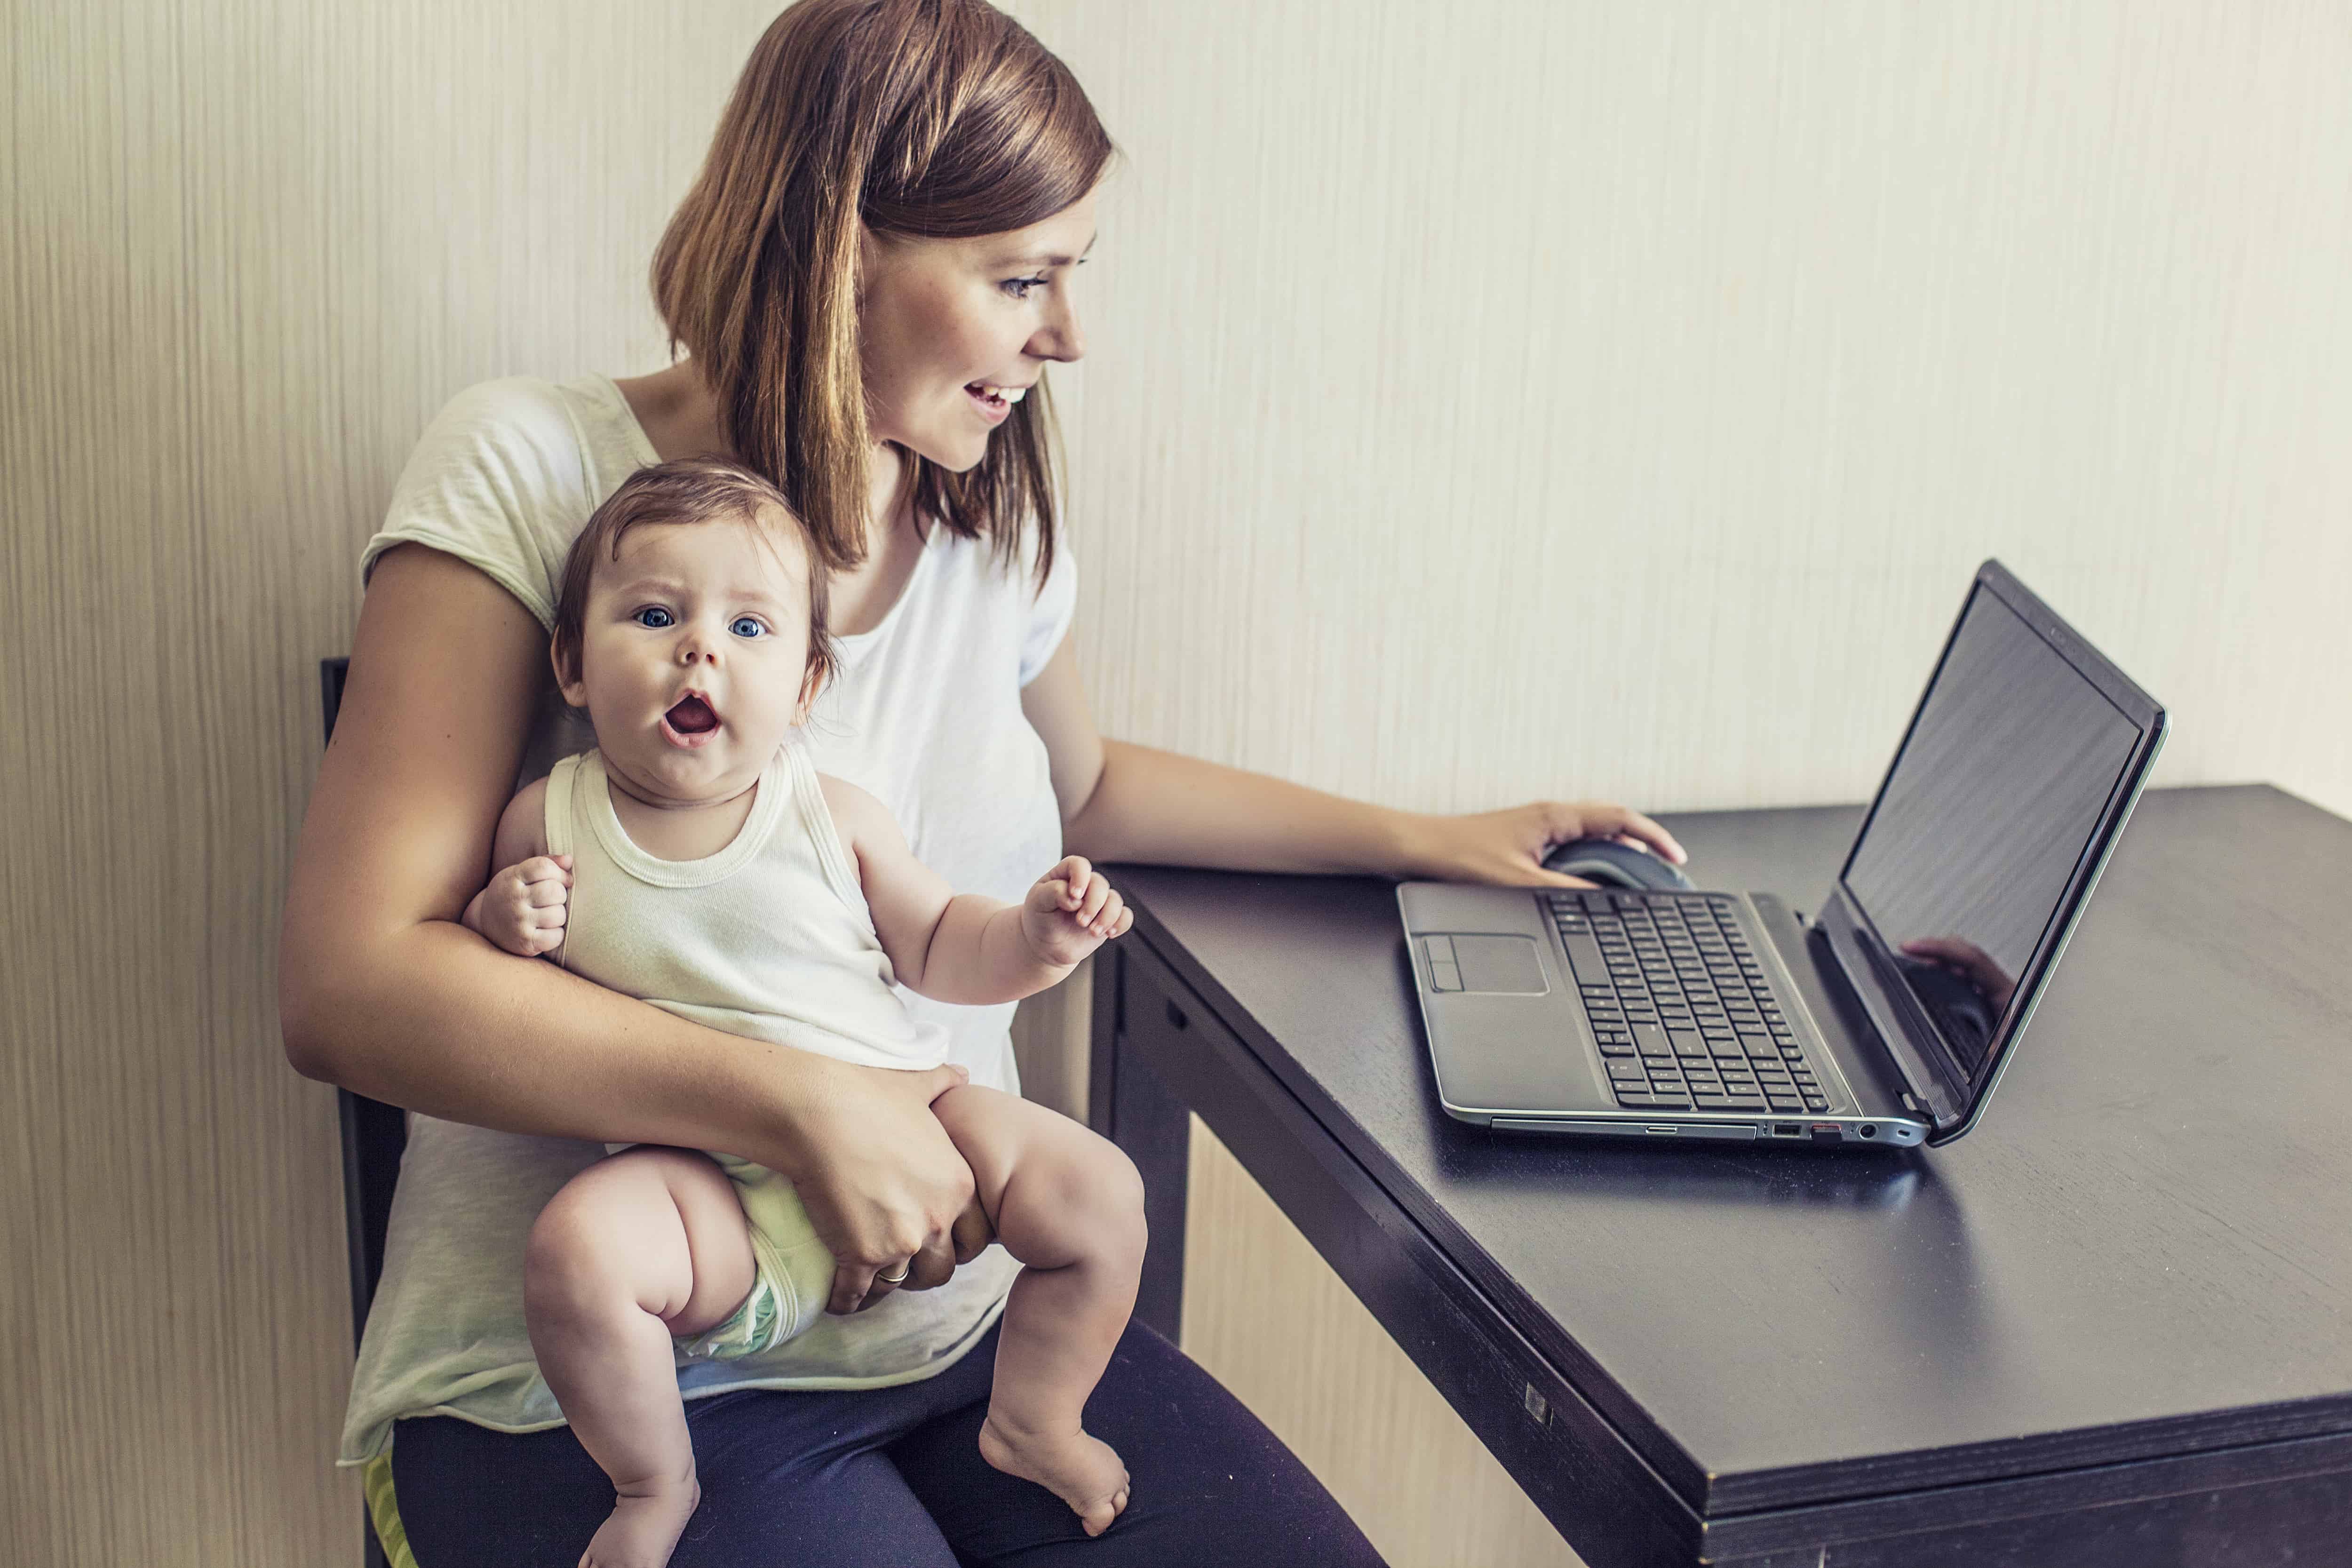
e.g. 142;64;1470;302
551;457;838;697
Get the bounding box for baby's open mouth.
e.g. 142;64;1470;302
662;694;721;746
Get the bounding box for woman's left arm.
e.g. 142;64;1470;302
1020;640;1685;887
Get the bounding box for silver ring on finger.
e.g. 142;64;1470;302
875;1259;912;1286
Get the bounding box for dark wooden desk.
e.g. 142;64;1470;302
1089;785;2352;1567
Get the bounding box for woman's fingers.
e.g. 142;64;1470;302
790;1059;977;1317
896;1231;962;1293
1598;807;1684;864
1420;802;1692;887
949;1194;995;1265
853;1228;961;1307
1559;803;1682;865
835;1231;940;1313
831;1259;886;1316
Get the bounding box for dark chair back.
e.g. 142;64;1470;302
321;657;411;1353
320;656;403;1568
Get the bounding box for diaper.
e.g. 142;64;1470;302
675;1160;839;1363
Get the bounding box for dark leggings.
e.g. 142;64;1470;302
390;1319;1388;1567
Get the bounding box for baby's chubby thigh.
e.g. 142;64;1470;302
525;1146;762;1343
928;1086;1147;1274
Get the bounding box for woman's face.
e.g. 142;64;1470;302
858;188;1097;473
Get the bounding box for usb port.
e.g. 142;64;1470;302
1772;1123;1803;1138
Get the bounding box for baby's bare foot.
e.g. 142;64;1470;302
978;1413;1131;1537
579;1477;701;1568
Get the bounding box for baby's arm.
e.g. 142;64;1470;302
460;777;572;957
822;775;1130;1005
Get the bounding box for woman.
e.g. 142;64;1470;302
279;1;1682;1562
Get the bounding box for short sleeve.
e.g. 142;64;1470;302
1017;531;1077;687
359;378;597;630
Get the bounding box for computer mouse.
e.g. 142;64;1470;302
1542;836;1696;892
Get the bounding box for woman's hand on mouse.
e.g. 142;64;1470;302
771;1053;993;1315
1398;800;1685;887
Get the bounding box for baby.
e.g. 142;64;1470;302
462;458;1145;1568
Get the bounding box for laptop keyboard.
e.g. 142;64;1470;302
1547;891;1833;1114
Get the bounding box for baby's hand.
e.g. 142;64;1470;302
1021;856;1132;968
463;854;572;957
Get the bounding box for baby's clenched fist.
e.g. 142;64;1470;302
1021;856;1132;968
463;854;572;957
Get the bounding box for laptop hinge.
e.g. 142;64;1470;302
1816;890;1970;1130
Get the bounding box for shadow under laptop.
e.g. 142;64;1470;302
1475;1130;1931;1213
1443;1124;2001;1390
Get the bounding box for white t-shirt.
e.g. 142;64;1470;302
337;373;1073;1463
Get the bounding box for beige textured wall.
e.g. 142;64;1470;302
6;0;2347;1564
4;3;794;1563
1024;0;2352;823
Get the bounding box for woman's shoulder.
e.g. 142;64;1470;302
404;373;644;496
366;376;652;624
430;372;579;431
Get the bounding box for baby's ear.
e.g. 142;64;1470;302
793;661;827;724
549;632;588;709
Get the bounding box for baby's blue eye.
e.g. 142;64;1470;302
634;607;675;629
730;616;767;639
1000;276;1049;300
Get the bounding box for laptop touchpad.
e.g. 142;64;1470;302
1450;934;1549;995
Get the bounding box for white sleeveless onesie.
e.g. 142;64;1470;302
545;740;950;1357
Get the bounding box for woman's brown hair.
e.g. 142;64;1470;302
652;0;1113;587
551;459;840;706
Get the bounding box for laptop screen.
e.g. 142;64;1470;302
1840;584;2147;1083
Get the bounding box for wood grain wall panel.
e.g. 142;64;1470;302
3;3;784;1562
6;0;2346;1562
1010;958;1091;1124
1181;1117;1584;1568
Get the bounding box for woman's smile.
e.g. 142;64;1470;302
963;381;1025;424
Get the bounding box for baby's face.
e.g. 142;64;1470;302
558;515;817;809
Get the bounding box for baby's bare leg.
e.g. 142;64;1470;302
930;1084;1146;1537
524;1146;759;1568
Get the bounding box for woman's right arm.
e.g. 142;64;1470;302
279;543;983;1312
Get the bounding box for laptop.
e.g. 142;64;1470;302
1398;560;2167;1148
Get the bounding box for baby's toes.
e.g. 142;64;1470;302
1079;1471;1131;1536
1079;1488;1127;1538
